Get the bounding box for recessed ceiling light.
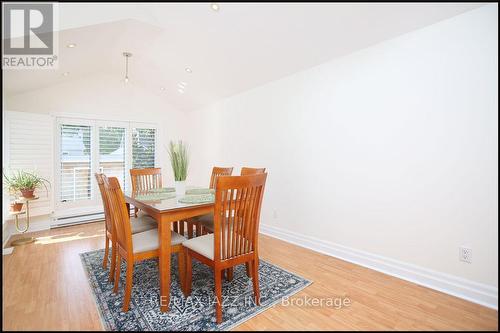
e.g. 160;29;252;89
62;71;69;76
185;67;192;74
178;82;187;89
160;87;166;91
211;3;220;12
66;43;76;48
178;88;185;94
179;81;187;86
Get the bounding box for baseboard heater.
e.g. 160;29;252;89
51;212;105;228
50;209;135;229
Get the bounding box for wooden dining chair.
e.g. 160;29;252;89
182;173;267;323
130;167;186;235
130;168;162;217
187;166;234;238
194;167;266;280
95;173;157;281
103;176;187;312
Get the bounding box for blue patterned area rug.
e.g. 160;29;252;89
80;249;311;331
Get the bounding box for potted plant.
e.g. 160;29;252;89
167;140;189;195
9;200;24;213
3;170;51;199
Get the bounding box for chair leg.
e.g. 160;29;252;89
123;260;134;312
214;267;223;324
114;255;121;293
177;251;185;293
109;238;117;282
134;207;138;218
251;258;260;305
173;221;179;233
103;235;109;269
246;262;253;278
183;248;192;297
226;267;234;281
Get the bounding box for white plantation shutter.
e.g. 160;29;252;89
132;127;157;169
4;111;54;217
99;126;127;190
59;124;92;203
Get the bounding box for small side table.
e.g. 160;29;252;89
10;196;39;246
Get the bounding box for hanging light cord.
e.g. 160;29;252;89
123;52;132;83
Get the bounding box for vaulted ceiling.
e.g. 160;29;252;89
3;3;483;111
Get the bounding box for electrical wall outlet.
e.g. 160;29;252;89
459;247;472;263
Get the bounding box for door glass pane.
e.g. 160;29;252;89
60;124;92;202
132;128;156;169
99;126;126;189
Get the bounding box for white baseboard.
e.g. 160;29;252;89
260;224;498;310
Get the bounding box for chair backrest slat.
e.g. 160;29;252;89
213;173;267;261
95;173;113;233
130;168;162;192
103;176;133;252
209;167;234;189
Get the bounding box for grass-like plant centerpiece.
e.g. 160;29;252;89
167;140;189;195
3;170;51;211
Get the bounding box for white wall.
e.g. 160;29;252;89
186;4;498;293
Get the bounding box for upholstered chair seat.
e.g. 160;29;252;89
132;229;186;253
182;234;214;260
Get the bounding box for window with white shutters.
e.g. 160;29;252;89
60;124;92;203
132;127;156;169
3;111;54;218
99;126;126;189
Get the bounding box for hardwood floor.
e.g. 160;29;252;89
2;222;498;331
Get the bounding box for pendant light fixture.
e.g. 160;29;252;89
123;52;132;83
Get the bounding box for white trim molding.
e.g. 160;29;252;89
260;224;498;310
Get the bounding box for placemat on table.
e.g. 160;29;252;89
178;194;215;204
185;188;215;195
149;187;175;193
135;192;176;201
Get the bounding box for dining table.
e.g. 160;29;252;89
124;189;214;312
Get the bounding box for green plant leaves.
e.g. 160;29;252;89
3;169;51;193
167;140;189;181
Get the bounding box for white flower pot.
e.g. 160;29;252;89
175;181;186;196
